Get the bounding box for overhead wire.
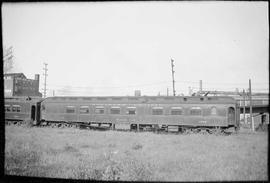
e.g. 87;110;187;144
46;79;268;96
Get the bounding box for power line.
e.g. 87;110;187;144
47;81;171;89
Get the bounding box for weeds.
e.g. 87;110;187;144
5;139;41;176
4;126;268;181
64;145;79;153
132;143;143;150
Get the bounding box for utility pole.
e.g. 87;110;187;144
43;63;48;98
249;79;254;131
3;46;13;74
171;59;176;96
243;89;246;124
199;80;202;93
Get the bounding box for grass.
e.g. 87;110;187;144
5;125;268;181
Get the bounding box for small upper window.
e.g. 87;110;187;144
171;107;183;115
12;106;17;112
66;106;75;113
211;107;217;115
95;106;105;114
5;105;11;112
79;106;89;114
12;105;21;112
110;106;121;114
127;107;136;115
152;107;163;115
190;107;202;116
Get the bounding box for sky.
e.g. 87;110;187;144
2;1;269;96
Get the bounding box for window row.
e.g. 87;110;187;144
63;106;219;116
5;105;21;112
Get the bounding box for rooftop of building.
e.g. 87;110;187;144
4;73;26;79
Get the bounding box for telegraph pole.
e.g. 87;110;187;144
243;89;246;124
249;79;254;131
43;63;48;98
3;46;13;74
199;80;202;93
171;59;176;96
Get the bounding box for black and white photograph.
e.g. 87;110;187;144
2;1;268;181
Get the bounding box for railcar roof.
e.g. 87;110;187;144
4;96;43;102
43;96;236;104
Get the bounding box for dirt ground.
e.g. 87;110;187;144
4;125;268;181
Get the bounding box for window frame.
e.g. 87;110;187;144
171;106;183;115
12;105;21;112
210;106;217;115
95;106;105;114
152;106;163;115
190;107;202;116
79;106;90;114
110;106;121;115
65;106;76;113
5;105;11;112
127;107;136;115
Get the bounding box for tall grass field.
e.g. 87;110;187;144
5;125;268;181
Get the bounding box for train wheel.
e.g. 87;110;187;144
234;126;240;134
207;128;215;134
153;124;159;133
199;128;208;135
212;127;223;135
182;128;191;134
192;128;199;134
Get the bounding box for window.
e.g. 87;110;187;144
171;107;183;115
66;106;75;113
190;107;202;116
79;106;89;114
12;105;21;112
152;107;163;115
228;107;235;123
95;106;104;114
127;107;136;115
5;105;11;112
41;104;45;111
12;106;16;112
211;107;217;115
110;106;120;114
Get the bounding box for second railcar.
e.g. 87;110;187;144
4;96;43;125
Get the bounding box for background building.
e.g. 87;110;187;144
4;73;42;97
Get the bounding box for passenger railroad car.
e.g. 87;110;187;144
40;96;240;133
4;96;43;125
